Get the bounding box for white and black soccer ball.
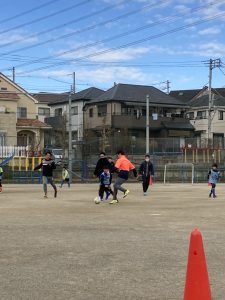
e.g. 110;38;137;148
94;197;100;204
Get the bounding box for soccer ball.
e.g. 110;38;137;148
94;197;100;204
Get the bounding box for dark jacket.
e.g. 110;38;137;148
34;159;56;177
94;158;110;177
139;161;154;178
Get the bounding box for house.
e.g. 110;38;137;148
170;87;225;147
45;87;105;148
83;83;194;149
0;72;51;153
31;92;68;122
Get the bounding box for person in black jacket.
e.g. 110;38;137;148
94;152;111;178
34;151;57;198
138;154;154;196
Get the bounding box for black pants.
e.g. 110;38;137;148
142;176;150;193
99;185;113;199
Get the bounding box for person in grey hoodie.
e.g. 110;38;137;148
138;154;154;196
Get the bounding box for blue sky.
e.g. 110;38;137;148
0;0;225;93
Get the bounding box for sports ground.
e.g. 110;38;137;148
0;183;225;300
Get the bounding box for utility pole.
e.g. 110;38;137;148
73;72;75;94
68;89;72;183
207;58;221;144
146;94;150;154
12;67;15;82
166;80;170;94
68;72;75;182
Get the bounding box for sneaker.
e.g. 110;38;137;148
54;190;57;198
213;195;217;198
123;190;130;198
105;191;111;200
44;195;48;198
143;192;147;196
109;199;119;204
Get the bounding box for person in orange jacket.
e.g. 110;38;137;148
109;150;137;204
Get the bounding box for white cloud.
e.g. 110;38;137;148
37;66;152;86
198;26;221;35
0;31;38;46
57;44;150;62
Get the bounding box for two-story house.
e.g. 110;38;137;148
45;87;105;148
170;87;225;148
0;72;51;153
84;83;194;142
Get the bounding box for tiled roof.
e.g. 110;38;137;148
48;87;105;106
169;89;202;103
31;93;68;104
0;93;20;100
189;94;225;108
89;83;185;107
17;118;51;128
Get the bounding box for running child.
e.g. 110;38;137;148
138;154;154;196
110;150;137;204
208;163;220;198
34;151;57;198
60;166;70;188
98;166;113;202
0;166;3;193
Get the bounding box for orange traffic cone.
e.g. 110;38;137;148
183;228;212;300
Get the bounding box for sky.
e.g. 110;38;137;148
0;0;225;94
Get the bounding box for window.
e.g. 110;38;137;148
218;110;223;120
0;87;7;91
17;107;27;118
72;130;78;141
196;111;206;119
186;112;194;120
0;133;6;146
89;108;93;118
55;108;62;116
98;104;107;117
71;106;78;115
121;107;133;115
38;107;50;116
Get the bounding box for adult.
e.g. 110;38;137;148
110;150;137;204
94;152;111;178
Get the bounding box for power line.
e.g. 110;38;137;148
0;0;134;50
18;10;225;75
7;0;222;68
0;0;61;24
0;0;91;36
0;0;165;55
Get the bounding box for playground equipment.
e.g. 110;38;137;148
0;154;14;167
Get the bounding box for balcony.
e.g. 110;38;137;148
45;116;65;130
111;114;190;130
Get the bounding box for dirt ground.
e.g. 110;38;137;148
0;182;225;300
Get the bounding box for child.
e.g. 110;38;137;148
98;166;113;201
34;151;57;198
208;163;220;198
138;154;154;196
0;166;3;193
60;166;70;188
